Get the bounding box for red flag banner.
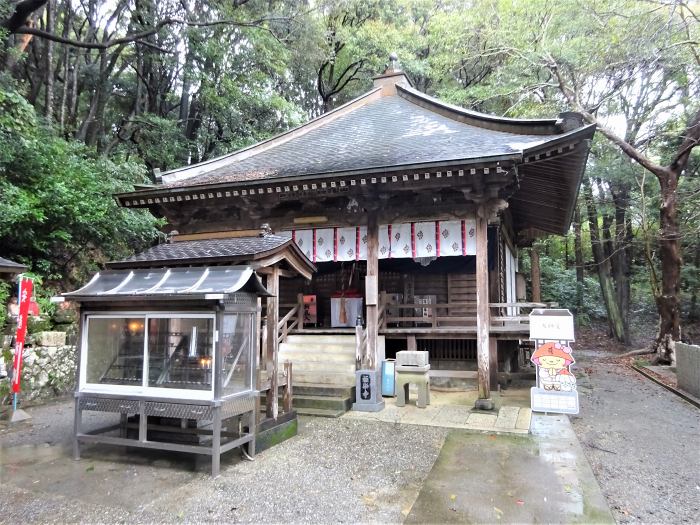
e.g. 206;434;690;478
11;277;34;394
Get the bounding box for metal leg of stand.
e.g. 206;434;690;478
211;407;221;477
247;410;256;457
73;399;81;460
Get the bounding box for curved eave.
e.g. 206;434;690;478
509;125;595;236
396;84;567;135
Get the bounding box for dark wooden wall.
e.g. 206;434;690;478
279;260;482;328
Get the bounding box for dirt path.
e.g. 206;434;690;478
571;349;700;523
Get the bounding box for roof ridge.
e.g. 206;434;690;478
396;84;569;136
159;87;383;186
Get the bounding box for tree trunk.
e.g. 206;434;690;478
653;167;682;364
689;243;700;322
574;205;584;314
611;186;631;344
43;0;56;122
530;244;541;303
583;178;627;342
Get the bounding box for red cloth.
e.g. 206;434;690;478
331;289;362;298
27;301;40;316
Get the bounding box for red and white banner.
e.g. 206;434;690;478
11;277;34;394
290;218;476;263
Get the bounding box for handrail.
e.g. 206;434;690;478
377;300;559;328
277;297;303;345
378;302;386;328
278;305;299;331
382;302;476;309
489;302;558;308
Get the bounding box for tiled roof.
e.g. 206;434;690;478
160;89;563;189
0;257;27;272
109;234;293;268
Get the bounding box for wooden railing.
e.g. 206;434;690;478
277;304;299;344
258;318;294;422
378;294;557;329
278;294;305;345
489;302;558;326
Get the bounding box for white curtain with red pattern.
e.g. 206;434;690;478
289;218;476;263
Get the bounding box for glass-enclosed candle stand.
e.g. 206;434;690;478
60;266;270;476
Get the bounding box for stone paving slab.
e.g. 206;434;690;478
494;405;520;429
516;407;532;430
344;394;531;435
404;414;614;524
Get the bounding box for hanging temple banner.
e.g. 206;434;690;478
289;218;477;263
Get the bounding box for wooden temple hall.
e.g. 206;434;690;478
114;60;595;416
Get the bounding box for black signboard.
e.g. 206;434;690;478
360;373;371;400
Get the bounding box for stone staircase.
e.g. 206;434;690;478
276;334;357;417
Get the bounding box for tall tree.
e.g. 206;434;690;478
433;0;699;361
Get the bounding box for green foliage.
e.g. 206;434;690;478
27;316;52;335
0;86;161;289
128;114;191;171
522;251;605;325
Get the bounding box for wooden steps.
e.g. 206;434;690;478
278;334;357;416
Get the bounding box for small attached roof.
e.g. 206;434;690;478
63;266;271;301
0;257;28;275
108;233;315;279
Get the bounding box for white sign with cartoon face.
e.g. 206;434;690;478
530;341;579;414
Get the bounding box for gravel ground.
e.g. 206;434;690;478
0;400;448;524
571;349;700;524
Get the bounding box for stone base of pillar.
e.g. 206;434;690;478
8;408;32;423
352;400;385;412
353;369;385;412
474;398;495;411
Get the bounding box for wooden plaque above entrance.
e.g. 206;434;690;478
288;218;476;263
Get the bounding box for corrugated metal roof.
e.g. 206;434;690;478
63;266;271;300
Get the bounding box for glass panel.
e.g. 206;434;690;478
147;317;214;391
221;314;253;395
86;317;144;385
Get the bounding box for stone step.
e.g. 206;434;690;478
278;350;355;364
261;393;352;412
293;384;356;398
292;370;356;387
279;342;356;354
287;361;356;375
294;407;346;418
284;335;356;345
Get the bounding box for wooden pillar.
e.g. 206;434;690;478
531;244;541;303
283;361;293;413
265;265;280;419
489;339;498;391
365;212;379;370
475;204;493;409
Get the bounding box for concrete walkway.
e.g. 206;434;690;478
405;413;615;524
344;387;532;435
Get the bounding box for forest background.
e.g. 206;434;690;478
0;0;698;362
